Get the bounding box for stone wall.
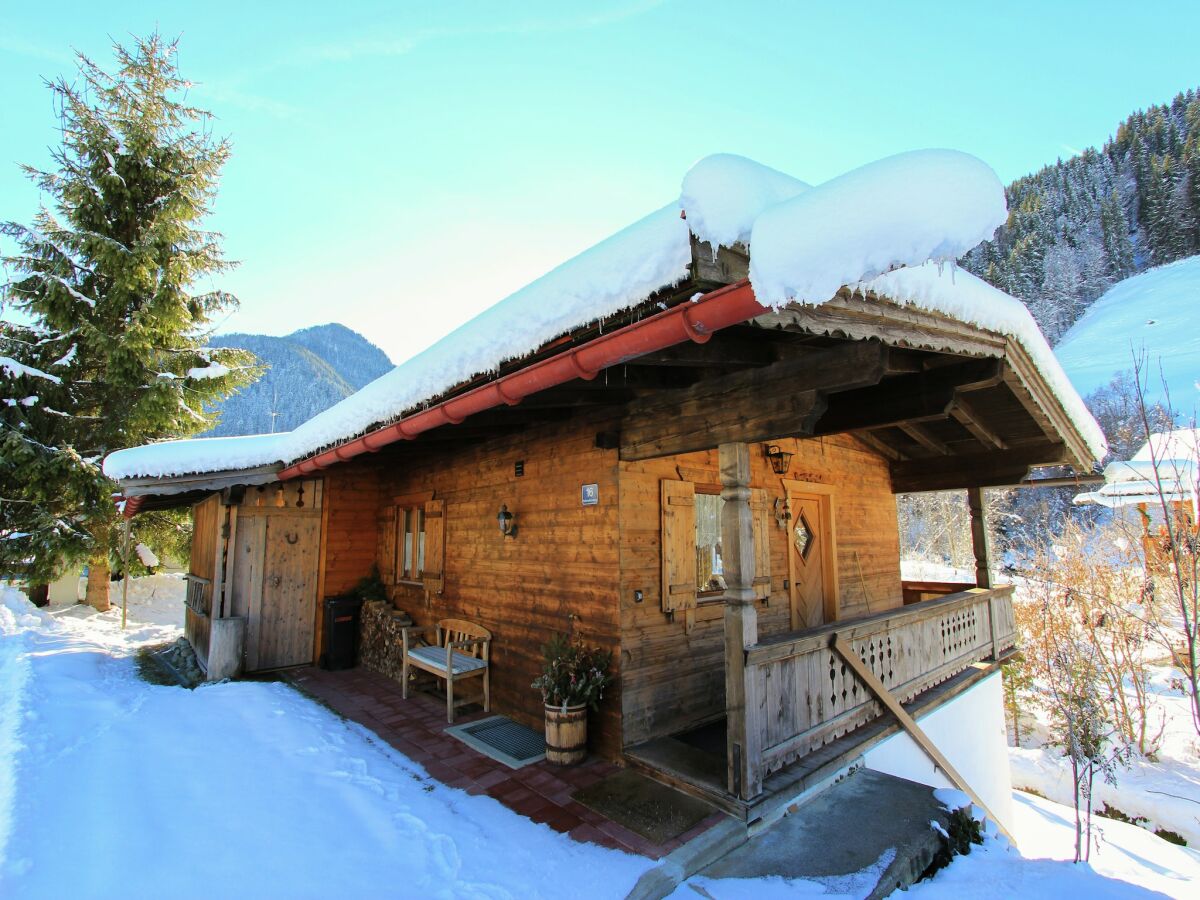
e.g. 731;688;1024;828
359;600;413;681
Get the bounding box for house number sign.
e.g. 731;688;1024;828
581;483;599;506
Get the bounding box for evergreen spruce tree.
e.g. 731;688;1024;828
1;34;257;609
962;87;1200;342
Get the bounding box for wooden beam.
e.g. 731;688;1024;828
966;486;994;589
950;396;1008;450
690;236;750;286
720;442;762;800
1002;345;1096;471
814;360;1000;437
619;341;887;460
831;634;1016;845
121;464;283;498
899;423;951;456
751;292;1008;361
854;430;906;461
890;442;1067;493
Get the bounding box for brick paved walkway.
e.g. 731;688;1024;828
285;665;725;859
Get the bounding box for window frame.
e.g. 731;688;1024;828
394;503;427;586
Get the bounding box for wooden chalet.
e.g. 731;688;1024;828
107;155;1102;824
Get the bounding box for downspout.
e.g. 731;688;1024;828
277;279;765;480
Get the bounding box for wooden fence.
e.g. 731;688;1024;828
744;585;1016;784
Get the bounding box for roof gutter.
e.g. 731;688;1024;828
278;279;765;480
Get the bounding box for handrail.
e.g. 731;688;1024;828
747;585;1014;667
740;584;1018;788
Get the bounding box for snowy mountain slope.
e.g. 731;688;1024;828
205;324;392;437
285;323;393;390
1055;255;1200;412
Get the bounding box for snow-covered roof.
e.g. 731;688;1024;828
104;149;1105;483
1075;428;1200;510
106;432;289;481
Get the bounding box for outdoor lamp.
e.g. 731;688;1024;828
498;504;516;538
766;445;793;475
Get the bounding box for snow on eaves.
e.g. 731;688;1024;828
104;149;1104;482
680;154;810;248
279;202;692;463
103;432;289;480
748;150;1008;305
105;203;692;480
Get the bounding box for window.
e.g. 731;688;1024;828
379;496;445;595
396;505;426;583
694;490;725;595
661;479;771;617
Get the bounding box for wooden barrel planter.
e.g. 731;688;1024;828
544;703;588;765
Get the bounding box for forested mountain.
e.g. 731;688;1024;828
205;324;392;437
963;89;1200;343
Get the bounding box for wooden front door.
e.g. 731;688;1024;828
785;484;838;631
240;513;321;671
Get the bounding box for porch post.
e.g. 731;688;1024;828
967;486;994;589
720;442;762;800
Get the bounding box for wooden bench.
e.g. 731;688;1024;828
400;618;492;723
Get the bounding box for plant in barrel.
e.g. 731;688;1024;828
532;633;613;765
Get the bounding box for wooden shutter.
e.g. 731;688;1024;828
377;505;398;585
660;479;696;613
751;488;771;599
422;498;445;595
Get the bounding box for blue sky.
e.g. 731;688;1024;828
2;0;1198;363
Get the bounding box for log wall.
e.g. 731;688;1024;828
618;434;902;747
365;413;626;757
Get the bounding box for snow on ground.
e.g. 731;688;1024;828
0;586;650;899
6;578;1195;898
37;572;186;648
1055;254;1200;412
906;791;1200;899
679;792;1199;899
1009;665;1200;848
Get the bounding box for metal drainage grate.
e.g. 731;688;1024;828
446;715;545;769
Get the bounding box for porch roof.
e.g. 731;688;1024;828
104;151;1104;489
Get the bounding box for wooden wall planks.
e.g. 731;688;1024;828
347;413;627;757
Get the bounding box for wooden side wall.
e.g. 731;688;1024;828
313;465;381;661
618;434;902;747
190;494;219;581
337;414;626;757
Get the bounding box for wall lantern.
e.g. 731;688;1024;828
766;445;793;475
497;504;517;538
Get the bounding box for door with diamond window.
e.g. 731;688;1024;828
785;485;838;631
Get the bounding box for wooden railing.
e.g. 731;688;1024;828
744;585;1016;783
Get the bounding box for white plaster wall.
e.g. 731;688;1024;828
863;670;1013;831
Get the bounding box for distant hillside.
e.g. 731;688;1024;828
205;324;392;437
963;89;1200;343
1055;255;1200;411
